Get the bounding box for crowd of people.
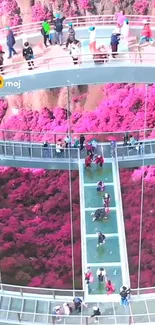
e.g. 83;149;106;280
0;12;154;73
123;133;144;154
51;284;130;324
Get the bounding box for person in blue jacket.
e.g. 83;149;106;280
6;26;17;58
110;28;121;58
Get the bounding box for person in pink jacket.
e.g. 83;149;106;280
115;10;126;27
139;20;154;45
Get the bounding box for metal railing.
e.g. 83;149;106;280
117;141;155;159
0;308;153;324
0;129;154;143
131;287;155;295
0;283;84;299
2;50;155;78
1;14;155;38
0;142;79;160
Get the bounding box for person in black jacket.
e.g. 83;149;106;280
54;13;65;45
97;232;106;247
6;26;17;59
80;134;85;151
23;42;34;70
66;22;76;48
110;28;121;58
90;306;101;323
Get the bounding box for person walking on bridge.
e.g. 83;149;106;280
41;19;51;47
139;20;154;45
54;13;65;46
110;28;121;58
89;26;96;54
66;22;76;48
6;26;17;59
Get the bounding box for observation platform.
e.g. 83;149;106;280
1;15;155;95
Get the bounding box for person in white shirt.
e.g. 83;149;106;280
96;267;107;283
121;19;130;46
63;303;70;316
89;26;96;53
70;39;81;65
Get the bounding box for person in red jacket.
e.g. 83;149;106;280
139;20;154;45
106;280;115;295
85;154;92;168
95;155;104;167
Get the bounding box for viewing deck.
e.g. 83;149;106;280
1;15;155;94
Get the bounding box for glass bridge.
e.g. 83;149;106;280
1;14;155;325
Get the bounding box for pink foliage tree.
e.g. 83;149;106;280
0;168;82;289
134;0;149;14
0;0;22;26
31;1;51;22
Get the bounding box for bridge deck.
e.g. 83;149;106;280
0;293;155;324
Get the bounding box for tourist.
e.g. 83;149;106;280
80;134;85;150
0;48;5;74
41;19;51;47
95;155;104;167
139;20;154;45
23;42;34;70
136;142;144;155
97;231;106;247
85;154;92;168
91;139;98;154
90;306;101;323
89;26;96;54
92;208;108;221
6;26;17;59
52;306;61;323
70;39;81;65
73;137;79;148
120;286;130;306
86;141;93;156
85;267;94;293
123;132;130;146
106;280;115;295
96;181;105;192
73;297;87;313
103;193;110;208
129;135;136;150
63;303;71;316
96;267;107;283
110;140;116;157
54;13;65;46
64;135;71;148
66;22;76;48
110;28;121;58
56;139;63;157
115;10;126;27
121;19;130;45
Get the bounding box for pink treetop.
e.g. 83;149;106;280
32;1;51;22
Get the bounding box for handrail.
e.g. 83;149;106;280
0;128;154;135
1;14;155;37
0;309;155;318
0;129;154;143
2;51;155;77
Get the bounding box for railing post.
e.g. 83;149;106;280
53;290;55;299
86;316;89;325
17;313;21;322
20;288;23;297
